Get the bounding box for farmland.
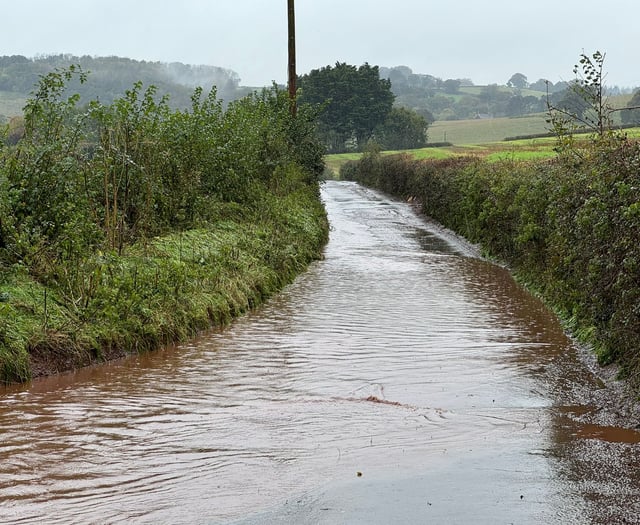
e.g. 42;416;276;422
324;130;559;177
429;115;549;144
325;114;640;177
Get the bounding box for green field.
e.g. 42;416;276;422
427;93;634;145
325;121;640;178
429;115;549;144
458;85;547;98
324;131;559;177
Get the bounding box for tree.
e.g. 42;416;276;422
549;83;591;120
5;116;25;145
298;62;394;152
386;66;412;95
478;84;501;102
506;95;528;117
621;89;640;125
442;79;461;94
546;51;613;139
505;94;544;117
376;107;428;150
507;73;528;89
529;78;551;92
453;95;482;119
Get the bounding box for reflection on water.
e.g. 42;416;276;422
0;181;638;524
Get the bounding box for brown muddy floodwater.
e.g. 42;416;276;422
2;181;640;524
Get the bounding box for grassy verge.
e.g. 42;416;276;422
1;69;330;384
0;183;328;382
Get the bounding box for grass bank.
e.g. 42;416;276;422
341;136;640;390
0;185;327;382
1;67;329;383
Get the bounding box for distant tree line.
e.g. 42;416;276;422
380;65;637;122
0;54;253;111
5;55;637;148
381;66;565;120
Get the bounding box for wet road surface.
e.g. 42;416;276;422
1;181;639;524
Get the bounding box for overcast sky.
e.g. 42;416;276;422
2;0;638;88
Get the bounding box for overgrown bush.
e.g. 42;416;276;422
0;67;328;383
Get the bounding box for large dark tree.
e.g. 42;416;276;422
298;62;394;152
376;107;428;150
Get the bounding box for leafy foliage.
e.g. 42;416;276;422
0;67;328;383
297;62;430;153
546;51;614;144
621;89;640;125
298;62;395;152
507;73;529;89
375;107;428;150
342;135;640;388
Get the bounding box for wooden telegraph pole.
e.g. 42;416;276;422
287;0;297;116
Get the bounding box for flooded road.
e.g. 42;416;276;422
1;181;640;524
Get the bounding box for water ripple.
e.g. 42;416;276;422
0;181;618;524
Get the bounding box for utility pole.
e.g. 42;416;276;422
287;0;297;116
